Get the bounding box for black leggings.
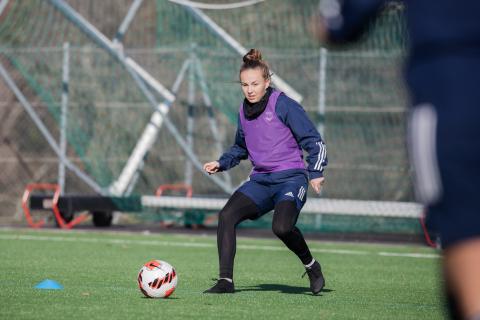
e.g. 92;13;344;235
217;191;313;279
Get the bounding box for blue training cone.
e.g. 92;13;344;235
34;279;64;290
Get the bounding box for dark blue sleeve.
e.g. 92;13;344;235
276;94;327;179
217;116;248;171
320;0;386;43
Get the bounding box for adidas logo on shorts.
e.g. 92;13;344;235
284;192;294;197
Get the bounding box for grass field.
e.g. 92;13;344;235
0;228;445;319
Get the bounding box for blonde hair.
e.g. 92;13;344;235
239;48;271;80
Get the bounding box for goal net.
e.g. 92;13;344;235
0;0;420;234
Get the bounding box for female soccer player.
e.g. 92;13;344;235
203;49;328;294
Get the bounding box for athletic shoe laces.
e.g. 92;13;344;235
302;264;321;279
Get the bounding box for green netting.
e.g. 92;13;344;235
154;0;406;51
0;0;417;233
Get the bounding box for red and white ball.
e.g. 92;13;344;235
137;260;178;298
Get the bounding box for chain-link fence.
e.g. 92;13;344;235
0;1;414;229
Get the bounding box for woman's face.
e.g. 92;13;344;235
240;68;270;103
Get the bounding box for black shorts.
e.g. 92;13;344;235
236;169;308;217
408;55;480;248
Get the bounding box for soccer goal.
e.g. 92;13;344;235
0;0;420;235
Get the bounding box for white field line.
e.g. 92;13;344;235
0;234;441;259
378;252;440;259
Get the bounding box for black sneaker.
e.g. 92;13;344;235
302;261;325;294
203;279;235;294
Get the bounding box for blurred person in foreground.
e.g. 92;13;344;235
202;48;327;294
310;1;480;319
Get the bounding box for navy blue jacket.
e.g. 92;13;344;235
218;94;327;180
321;0;480;107
322;0;480;65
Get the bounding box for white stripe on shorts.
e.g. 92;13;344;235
408;103;442;205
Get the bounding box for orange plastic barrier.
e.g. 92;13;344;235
420;212;438;248
21;183;89;229
155;184;193;198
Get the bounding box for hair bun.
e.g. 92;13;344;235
243;48;262;63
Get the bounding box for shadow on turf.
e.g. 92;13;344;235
236;284;333;295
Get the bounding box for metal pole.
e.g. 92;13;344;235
109;59;191;195
184;47;196;187
48;0;175;103
58;42;70;194
0;0;9;16
317;47;327;136
48;0;233;194
114;0;144;44
47;0;185;195
181;5;304;103
124;61;234;194
0;60;103;194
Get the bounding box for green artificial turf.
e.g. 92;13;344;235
0;228;445;319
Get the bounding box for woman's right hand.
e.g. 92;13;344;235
203;161;220;175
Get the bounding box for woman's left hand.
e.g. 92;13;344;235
310;177;325;195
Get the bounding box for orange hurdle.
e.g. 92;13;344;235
21;183;89;229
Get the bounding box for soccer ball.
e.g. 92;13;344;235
137;260;178;298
